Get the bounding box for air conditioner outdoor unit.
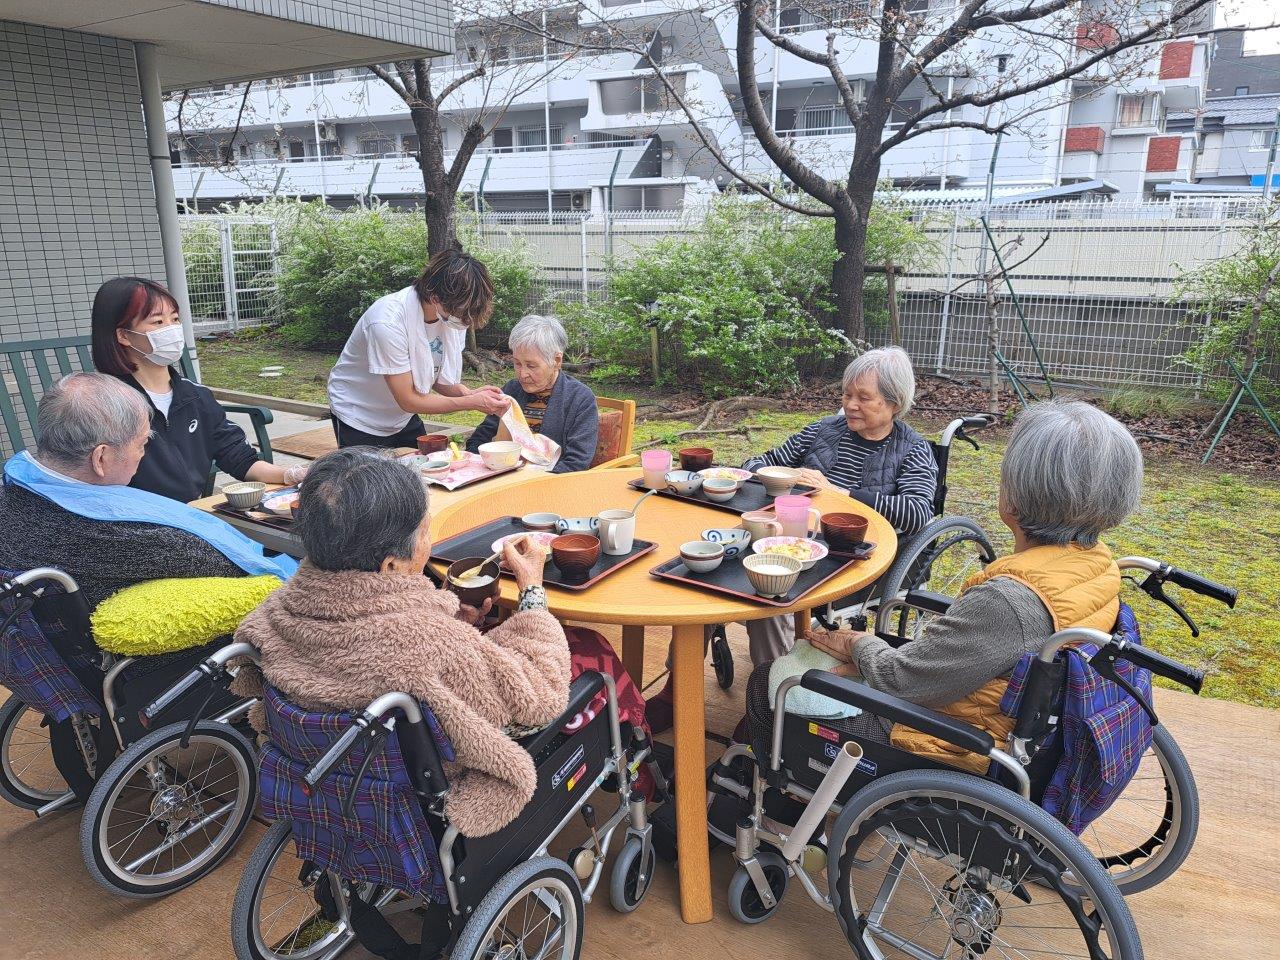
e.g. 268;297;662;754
571;192;586;209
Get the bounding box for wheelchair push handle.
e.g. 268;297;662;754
139;641;258;728
303;714;386;796
1164;567;1236;609
1108;639;1205;695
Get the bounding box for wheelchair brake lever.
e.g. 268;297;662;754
341;726;388;818
954;428;980;451
1139;574;1199;637
1089;648;1159;727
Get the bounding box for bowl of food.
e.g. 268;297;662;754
491;531;558;558
679;540;725;573
402;455;452;477
444;557;501;608
700;527;752;558
551;534;601;579
697;467;752;490
755;466;799;497
664;470;704;496
702;477;739;503
262;490;300;519
521;512;562;531
743;553;803;598
478;441;522;471
222;481;267;511
752;536;829;571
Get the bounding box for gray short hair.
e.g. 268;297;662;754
296;449;428;572
842;346;916;417
1001;400;1143;548
35;372;149;469
509;314;567;365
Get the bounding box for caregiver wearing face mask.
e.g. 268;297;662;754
90;277;303;503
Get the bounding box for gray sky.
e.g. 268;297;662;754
1219;0;1280;53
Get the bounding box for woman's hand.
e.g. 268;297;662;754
503;535;546;591
468;385;511;417
795;468;837;491
808;629;867;664
456;598;494;626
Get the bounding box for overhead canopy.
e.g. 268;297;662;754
881;180;1120;206
0;0;452;90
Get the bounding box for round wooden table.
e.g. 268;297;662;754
428;468;897;924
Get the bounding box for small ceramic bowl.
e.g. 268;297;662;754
743;552;803;598
419;457;452;476
417;434;449;455
678;446;715;472
521;512;562;532
551;534;601;578
700;527;752;558
679;540;725;573
702;477;739;503
697;467;752;490
820;511;870;551
755;466;799;497
478;440;522;471
752;536;830;572
262;491;300;518
445;557;502;608
665;470;704;496
555;516;600;536
223;481;267;511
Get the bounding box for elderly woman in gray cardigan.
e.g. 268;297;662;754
467;315;599;472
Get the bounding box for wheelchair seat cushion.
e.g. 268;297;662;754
90;575;282;655
768;640;862;720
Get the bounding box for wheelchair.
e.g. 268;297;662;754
173;644;658;960
704;557;1234;958
708;415;998;690
0;567;259;897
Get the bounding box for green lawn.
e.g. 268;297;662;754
200;333;1280;710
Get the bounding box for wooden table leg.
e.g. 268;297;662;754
671;622;713;923
621;624;646;687
794;609;810;640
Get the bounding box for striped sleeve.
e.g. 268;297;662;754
868;439;937;535
742;421;823;472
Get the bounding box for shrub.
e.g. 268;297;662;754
272;202;538;348
561;198;930;396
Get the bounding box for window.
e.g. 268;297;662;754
402;134;420;155
1249;129;1275;152
319;139;342;158
778;0;871;32
237;142;251;160
287;140;306;160
588;132;637;148
888;98;921;129
357;135;395;157
517;124;566;151
1236;86;1250;97
1116;93;1160;129
800;104;854;135
491;128;513;153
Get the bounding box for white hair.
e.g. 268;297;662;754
842;346;916;417
35;372;149;470
509;314;567;365
1001;400;1143;548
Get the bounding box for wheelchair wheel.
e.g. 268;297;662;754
1074;723;1198;895
829;770;1141;960
0;695;69;810
609;834;655;913
232;819;398;960
452;856;583;960
874;516;995;640
727;848;789;925
711;628;735;690
80;720;256;898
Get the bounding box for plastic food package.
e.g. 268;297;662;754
496;399;561;470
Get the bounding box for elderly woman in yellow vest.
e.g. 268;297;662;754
747;399;1142;772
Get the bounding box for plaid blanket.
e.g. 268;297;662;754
258;685;455;901
0;568;99;722
1001;603;1154;834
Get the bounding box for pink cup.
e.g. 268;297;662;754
774;495;822;539
641;450;673;489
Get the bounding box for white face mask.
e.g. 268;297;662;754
128;325;185;366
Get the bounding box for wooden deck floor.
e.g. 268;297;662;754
3;623;1278;960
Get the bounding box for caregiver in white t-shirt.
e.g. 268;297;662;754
328;250;510;448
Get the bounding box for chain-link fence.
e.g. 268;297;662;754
181;197;1268;394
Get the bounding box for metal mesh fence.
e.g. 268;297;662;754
181;198;1267;394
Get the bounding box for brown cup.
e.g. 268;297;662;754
417;434;449;455
551;534;601;580
820;512;869;551
679;446;714;472
444;558;502;608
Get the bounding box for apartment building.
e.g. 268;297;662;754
166;0;1217;213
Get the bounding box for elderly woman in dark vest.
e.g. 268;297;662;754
646;347;937;733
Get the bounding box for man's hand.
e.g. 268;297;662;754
468;385;510;416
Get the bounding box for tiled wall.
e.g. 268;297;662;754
203;0;453;55
0;20;165;344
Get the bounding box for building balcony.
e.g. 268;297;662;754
582;64;742;148
1060;150;1100;181
735;124;972;183
169;138;656;201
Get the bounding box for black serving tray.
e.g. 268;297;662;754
649;549;868;607
212;488;299;533
432;516;656;592
627;476;817;516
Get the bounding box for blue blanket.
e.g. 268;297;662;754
4;451;297;580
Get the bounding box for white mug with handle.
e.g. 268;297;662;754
596;508;637;556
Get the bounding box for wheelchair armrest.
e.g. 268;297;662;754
799;670;995;758
899;589;952;614
521;671;606;757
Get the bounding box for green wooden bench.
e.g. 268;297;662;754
1;335;273;495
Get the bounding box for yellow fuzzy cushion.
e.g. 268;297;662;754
91;576;282;656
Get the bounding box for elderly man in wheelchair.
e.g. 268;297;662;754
0;373;296;897
706;399;1234;959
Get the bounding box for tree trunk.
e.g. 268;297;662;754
410;105;458;256
832;205;866;342
984;276;1001;416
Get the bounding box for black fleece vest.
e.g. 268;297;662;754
802;415;926;499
